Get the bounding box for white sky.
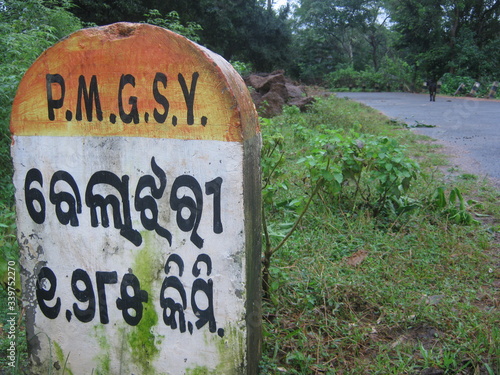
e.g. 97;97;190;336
273;0;296;9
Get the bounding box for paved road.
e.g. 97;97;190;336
338;92;500;187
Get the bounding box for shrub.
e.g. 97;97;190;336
439;73;497;97
261;107;421;294
230;60;254;76
327;60;412;92
0;0;81;293
295;127;420;217
143;9;202;42
326;66;361;89
440;73;478;96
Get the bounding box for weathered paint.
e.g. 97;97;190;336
11;23;261;374
10;23;258;142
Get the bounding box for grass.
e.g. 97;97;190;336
259;96;499;374
1;95;499;374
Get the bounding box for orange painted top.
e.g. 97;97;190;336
10;23;258;142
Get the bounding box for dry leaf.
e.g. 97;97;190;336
346;249;368;266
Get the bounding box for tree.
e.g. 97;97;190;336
144;9;202;42
385;0;500;81
66;0;148;25
0;0;82;202
66;0;293;72
444;0;500;79
196;0;292;71
363;5;391;70
291;0;389;81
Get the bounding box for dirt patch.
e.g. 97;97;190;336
382;324;442;351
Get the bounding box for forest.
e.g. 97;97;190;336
1;0;498;201
2;0;500;88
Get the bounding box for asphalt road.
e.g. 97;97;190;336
338;92;500;187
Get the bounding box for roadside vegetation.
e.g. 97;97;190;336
259;98;500;374
327;67;500;98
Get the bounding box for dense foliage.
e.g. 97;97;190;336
2;0;495;84
0;0;81;204
0;0;82;291
291;0;499;86
67;0;292;72
385;0;500;83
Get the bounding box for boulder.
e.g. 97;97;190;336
247;72;286;94
288;96;315;112
286;82;305;100
244;71;315;117
260;91;286;118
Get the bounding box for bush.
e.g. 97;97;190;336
260;98;422;296
440;73;477;96
143;9;202;42
0;0;82;204
294;127;420;217
0;0;82;294
230;60;254;76
358;69;386;90
326;58;413;92
440;73;498;98
326;66;361;88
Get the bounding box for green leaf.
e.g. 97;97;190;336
433;187;447;208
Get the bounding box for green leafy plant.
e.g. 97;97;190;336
260;103;421;296
439;73;478;96
0;204;19;293
326;59;413;92
143;9;202;42
293;126;420;217
260;116;325;296
429;187;480;225
439;73;497;98
326;66;362;89
259;97;500;374
230;60;254;76
0;0;81;291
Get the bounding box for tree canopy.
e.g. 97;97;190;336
289;0;499;84
65;0;292;72
385;0;500;81
0;0;498;87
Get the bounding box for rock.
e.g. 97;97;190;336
247;72;286;94
260;91;286;118
288;96;315;112
244;71;315;117
286;82;305;100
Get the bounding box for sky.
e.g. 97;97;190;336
273;0;296;9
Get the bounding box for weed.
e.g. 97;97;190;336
261;102;421;295
429;186;480;225
260;95;500;374
460;173;478;181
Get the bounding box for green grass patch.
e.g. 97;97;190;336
260;96;500;374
